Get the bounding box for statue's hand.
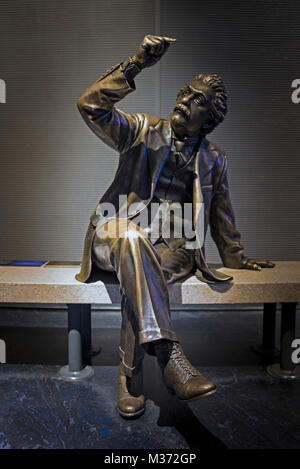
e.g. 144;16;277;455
132;35;176;70
243;258;276;271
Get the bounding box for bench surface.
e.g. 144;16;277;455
0;261;300;305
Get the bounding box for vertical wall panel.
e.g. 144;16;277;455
0;0;300;264
160;0;300;262
0;0;156;259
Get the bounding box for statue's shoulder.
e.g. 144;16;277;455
205;138;227;166
133;114;171;141
133;113;166;128
127;112;161;129
126;114;170;145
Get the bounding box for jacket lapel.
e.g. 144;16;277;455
147;120;172;198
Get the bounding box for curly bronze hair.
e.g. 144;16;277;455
191;73;227;135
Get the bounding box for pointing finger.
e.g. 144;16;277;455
163;37;176;43
253;259;276;268
259;261;276;268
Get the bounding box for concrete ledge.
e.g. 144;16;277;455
0;261;299;304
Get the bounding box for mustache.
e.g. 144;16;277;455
173;103;190;121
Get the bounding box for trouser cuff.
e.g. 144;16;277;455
138;328;178;345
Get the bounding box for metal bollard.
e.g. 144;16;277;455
58;304;94;382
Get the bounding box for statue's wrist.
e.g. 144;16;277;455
130;54;145;70
121;57;142;82
241;257;250;269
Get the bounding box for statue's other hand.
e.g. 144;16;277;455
243;258;276;271
132;35;176;69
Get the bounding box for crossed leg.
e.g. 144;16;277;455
92;218;215;415
92;218;195;374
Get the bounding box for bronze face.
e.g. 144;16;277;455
170;80;215;139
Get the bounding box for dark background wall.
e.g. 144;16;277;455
0;0;299;263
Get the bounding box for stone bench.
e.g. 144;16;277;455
0;261;299;381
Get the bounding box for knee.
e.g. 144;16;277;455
120;225;161;265
122;224;147;244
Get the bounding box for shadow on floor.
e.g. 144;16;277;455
143;355;226;449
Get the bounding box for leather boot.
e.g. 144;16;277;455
118;362;145;418
154;340;216;401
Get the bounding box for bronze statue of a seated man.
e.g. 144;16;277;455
76;35;274;418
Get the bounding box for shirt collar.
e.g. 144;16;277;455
171;130;201;153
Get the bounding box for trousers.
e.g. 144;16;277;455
92;218;195;376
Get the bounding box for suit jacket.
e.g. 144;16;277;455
75;62;246;283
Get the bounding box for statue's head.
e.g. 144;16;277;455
170;73;227;139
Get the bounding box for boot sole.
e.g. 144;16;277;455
167;386;217;402
182;387;217;402
118;406;145;419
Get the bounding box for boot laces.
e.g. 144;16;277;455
170;342;196;377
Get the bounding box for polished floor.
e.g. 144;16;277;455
0;305;299;449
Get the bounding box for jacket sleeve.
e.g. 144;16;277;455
209;154;248;268
77;62;143;154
